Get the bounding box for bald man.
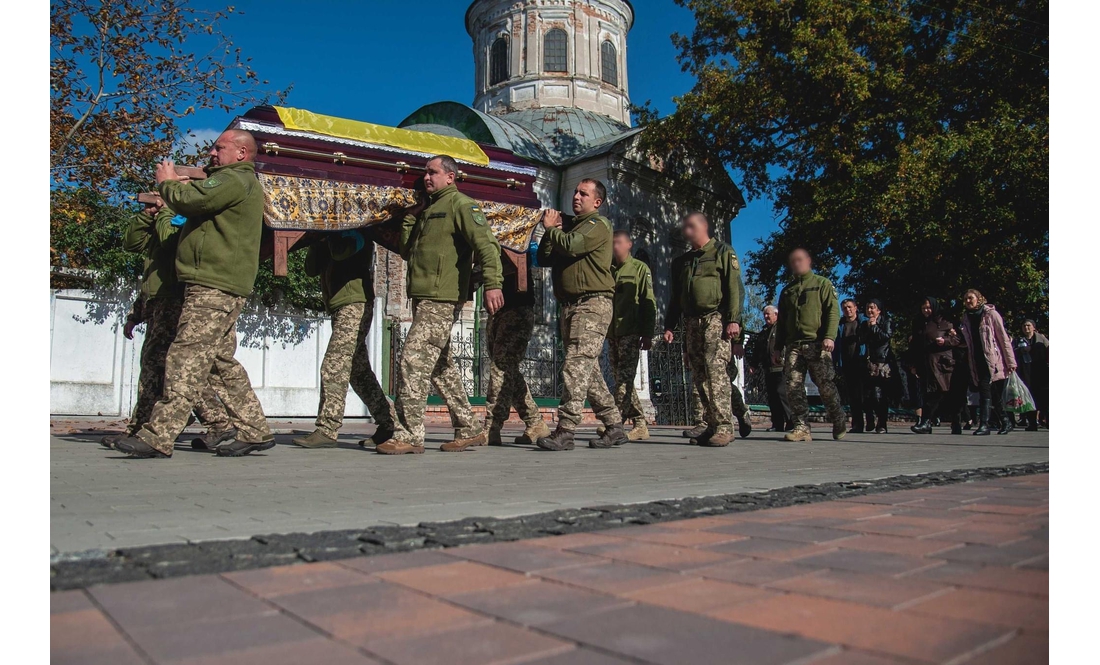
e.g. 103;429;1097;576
112;129;274;459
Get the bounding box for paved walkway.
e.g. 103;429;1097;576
51;473;1048;665
50;419;1049;555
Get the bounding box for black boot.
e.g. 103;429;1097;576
951;420;963;435
850;411;865;434
537;427;575;451
589;424;628;449
998;414;1015;435
973;399;993;435
910;418;932;434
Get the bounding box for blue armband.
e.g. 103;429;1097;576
170;215;187;227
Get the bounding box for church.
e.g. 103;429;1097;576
373;0;745;420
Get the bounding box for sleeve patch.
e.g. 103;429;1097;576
470;206;488;225
202;177;221;189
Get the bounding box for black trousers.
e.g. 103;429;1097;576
975;360;1007;427
764;371;790;431
864;375;890;429
842;366;871;430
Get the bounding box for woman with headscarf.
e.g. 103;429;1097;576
859;299;894;433
1013;319;1049;430
958;289;1017;435
909;297;965;434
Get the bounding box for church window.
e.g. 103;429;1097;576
545;28;568;72
601;40;618;86
489;37;509;86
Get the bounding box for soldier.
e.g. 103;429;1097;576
535;179;626;450
483;249;551;446
606;230;656;440
292;232;396;448
773;247;848;441
376;154;504;454
683;347;754;439
111;129;273;458
663;212;744;447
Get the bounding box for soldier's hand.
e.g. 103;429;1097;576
484;288;505;315
123;321;138;340
640;336;653;351
663;329;675;345
821;339;835;353
155;159;179;185
542;209;562;229
725;322;740;340
731;342;745;359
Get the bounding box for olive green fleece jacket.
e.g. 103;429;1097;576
537;210;615;303
664;238;744;329
400;184;503;303
123;206;183;300
610;256;657;338
305;231;375;314
774;271;840;347
157;161;265;297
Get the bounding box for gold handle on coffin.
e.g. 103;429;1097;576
257;142;525;189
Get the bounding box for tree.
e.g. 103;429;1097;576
638;0;1048;329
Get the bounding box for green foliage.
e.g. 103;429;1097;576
252;248;325;313
50;187;143;287
638;0;1048;330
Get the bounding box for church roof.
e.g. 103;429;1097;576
399;101;638;167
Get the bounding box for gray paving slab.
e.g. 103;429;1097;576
50;420;1049;554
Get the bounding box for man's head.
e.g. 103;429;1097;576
612;230;633;264
841;299;859;321
208;129;257;167
424;154;459;193
1022;319;1036;337
788;248;812;276
680;211;710;249
572;179;606;215
763;305;778;326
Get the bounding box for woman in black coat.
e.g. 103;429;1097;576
909;297;965;434
859;299;894;433
1013;319;1049;430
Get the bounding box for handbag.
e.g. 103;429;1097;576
1003;371;1037;414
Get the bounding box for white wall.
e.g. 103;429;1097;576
49;290;386;419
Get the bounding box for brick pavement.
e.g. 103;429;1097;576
51;473;1049;665
50;420;1049;555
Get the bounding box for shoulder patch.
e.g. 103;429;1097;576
470;205;488;226
202;177;221;189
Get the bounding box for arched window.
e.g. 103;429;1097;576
544;28;568;72
489;37;509;86
601;40;618;86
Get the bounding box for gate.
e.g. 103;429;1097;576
646;324;692;426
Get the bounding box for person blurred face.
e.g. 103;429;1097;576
612;234;632;263
921;300;933;318
963;292;980;309
572;181;602;215
423;158;455;193
842;301;858;321
764;308;778;325
208;132;247;167
788;249;812;276
865;302;881;319
1022;321;1035;337
681;214;707;247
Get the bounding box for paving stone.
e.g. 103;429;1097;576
624;577;777;615
707;521;858;544
694;559;824;586
448;580;631;627
88;574;276;630
124;612;322;663
904;588;1049;630
703;536;839;561
444;541;604;574
51;606;147;665
930;540;1048;567
911;561;1049;596
374;560;530;596
957;632;1049;665
766;569;950;608
169;637;383;665
365;621;573;665
336;548;456;575
541;603;834;665
522;647;641;665
223;561;373;598
568;539;738;571
794;549;942;576
712;592;1015;663
534;561;686;595
612;526;744;547
832;534;960;557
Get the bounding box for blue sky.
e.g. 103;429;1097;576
184;0;778;258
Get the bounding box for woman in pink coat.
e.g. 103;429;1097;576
958;289;1017;436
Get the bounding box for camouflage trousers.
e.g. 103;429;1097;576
557;296;620;431
685;312;734;436
608;335;645;425
689;347;750;427
128;296;231;435
392;300;479;445
783;341;846;429
484;306;540;429
137;285;270;454
315;301;395;439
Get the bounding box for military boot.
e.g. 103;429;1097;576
292;429;339;448
215;437;276;457
951;419;963;435
737;414;753;439
440;429;488;452
376;439;425;455
682;423;708;439
698;431;734;447
192;427;237;451
515;420;551;445
112;436;171;459
832;421;848;440
785;426;813;442
973;399;993;436
688;427;715;445
359;422;395;448
488;427;503;446
590;424;628;448
536;427;575;451
627;420;650;441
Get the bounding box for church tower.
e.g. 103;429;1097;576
465;0;634;126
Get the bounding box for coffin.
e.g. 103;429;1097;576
229;106;544;287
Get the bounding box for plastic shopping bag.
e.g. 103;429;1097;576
1003;371;1036;414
